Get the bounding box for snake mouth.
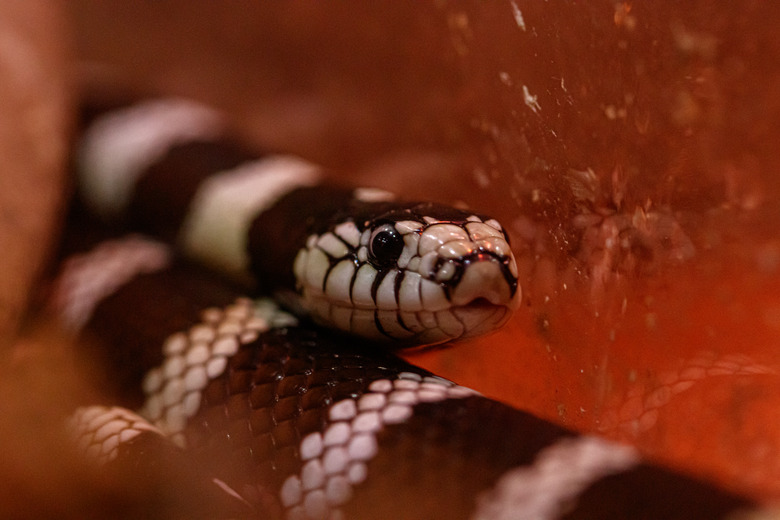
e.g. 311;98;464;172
457;297;509;313
302;286;519;346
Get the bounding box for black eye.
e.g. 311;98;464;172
369;224;404;267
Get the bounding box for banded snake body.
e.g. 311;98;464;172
53;98;766;519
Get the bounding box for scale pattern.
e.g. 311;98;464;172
139;298;296;446
178;326;476;516
69;405;166;465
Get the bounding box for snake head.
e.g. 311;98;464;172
292;199;520;347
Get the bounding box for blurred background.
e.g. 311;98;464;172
1;1;779;514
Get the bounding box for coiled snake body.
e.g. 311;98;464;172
53;99;762;519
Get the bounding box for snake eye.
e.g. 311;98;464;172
369;224;404;268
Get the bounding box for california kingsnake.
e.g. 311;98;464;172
51;98;770;518
75;98;519;346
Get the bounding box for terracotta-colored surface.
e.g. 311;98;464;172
0;0;70;344
0;2;78;516
66;1;780;502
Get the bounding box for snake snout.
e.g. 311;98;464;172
449;254;520;308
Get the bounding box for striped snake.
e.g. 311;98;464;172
52;98;766;519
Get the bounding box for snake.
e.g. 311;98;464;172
51;98;765;519
75;98;520;347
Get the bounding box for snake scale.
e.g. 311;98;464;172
51;98;768;519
